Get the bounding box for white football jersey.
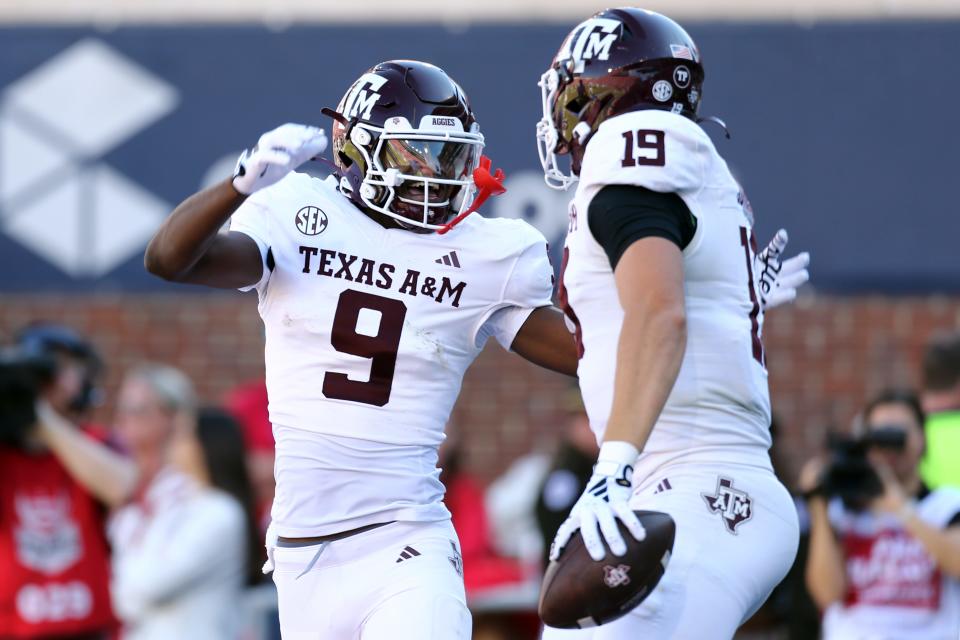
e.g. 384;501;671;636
562;109;773;474
230;172;553;536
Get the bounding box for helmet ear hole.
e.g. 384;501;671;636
565;95;589;115
350;127;372;147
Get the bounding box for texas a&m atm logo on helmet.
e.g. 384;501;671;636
325;61;484;233
536;8;707;190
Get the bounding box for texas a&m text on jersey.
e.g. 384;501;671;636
145;59;584;639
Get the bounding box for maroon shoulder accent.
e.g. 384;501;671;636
739;227;765;367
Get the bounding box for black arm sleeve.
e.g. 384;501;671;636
587;184;697;269
948;511;960;527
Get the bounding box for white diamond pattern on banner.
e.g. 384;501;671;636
0;114;73;208
4;167;86;275
0;38;179;278
87;164;170;277
3;39;178;158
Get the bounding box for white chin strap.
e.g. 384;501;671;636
536;68;579;192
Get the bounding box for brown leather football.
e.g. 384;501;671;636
539;510;676;629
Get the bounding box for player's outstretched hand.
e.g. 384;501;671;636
233;124;328;195
756;228;810;310
550;441;646;562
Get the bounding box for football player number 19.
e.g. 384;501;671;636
621;129;666;167
322;289;407;407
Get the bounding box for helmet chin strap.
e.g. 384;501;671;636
321;107;349;126
310;156;341;173
437;156;506;235
697;115;731;139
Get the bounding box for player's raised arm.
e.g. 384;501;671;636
144;179;259;288
145;124;327;288
474;223;580;377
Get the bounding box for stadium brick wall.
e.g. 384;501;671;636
3;293;958;488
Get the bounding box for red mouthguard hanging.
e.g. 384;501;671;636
437;155;506;235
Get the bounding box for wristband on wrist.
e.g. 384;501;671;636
594;440;640;476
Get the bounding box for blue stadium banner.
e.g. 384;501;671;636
0;22;956;292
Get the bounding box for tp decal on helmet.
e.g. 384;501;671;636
536;8;721;191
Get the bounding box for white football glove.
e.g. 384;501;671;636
550;441;646;562
756;229;810;310
232;123;328;195
262;520;278;574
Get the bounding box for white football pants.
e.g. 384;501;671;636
272;519;471;639
542;463;799;640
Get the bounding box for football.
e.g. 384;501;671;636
539;510;676;629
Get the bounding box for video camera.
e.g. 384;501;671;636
0;348;56;446
818;426;907;511
0;325;102;447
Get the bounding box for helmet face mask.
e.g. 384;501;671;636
329;61;485;232
536;8;707;191
536;67;576;191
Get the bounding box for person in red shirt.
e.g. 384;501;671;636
0;325;138;639
802;390;960;639
438;436;542;639
223;380;275;533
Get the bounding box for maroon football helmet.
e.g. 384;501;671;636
536;8;706;190
324;60;484;232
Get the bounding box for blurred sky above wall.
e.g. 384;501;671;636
2;0;960;24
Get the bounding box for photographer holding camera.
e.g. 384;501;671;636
0;325;137;639
801;390;960;639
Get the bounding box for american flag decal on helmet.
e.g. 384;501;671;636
670;44;694;61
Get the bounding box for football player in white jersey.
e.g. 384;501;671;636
144;60;582;639
535;9;810;639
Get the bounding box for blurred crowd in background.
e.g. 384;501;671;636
2;322;959;639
